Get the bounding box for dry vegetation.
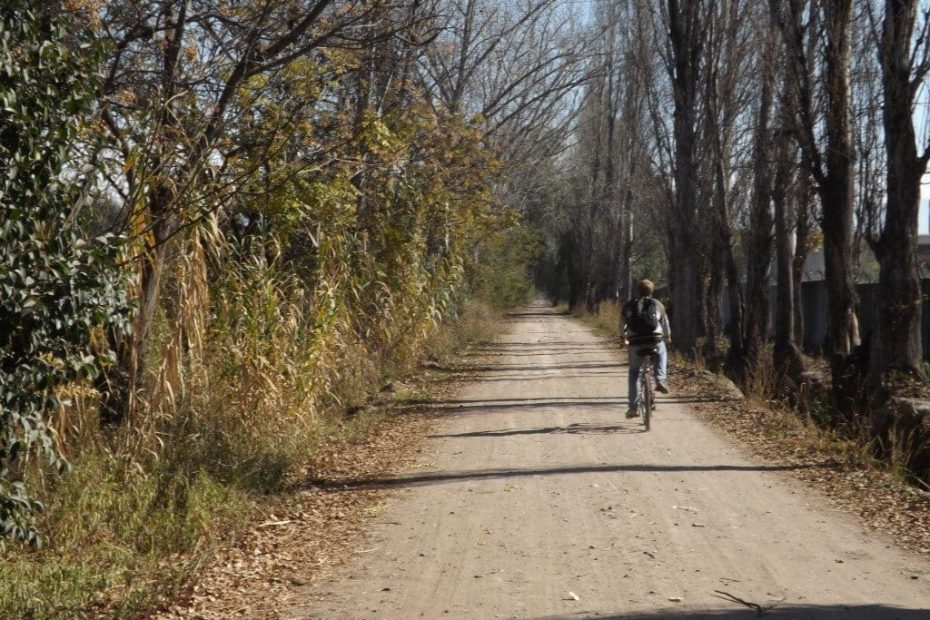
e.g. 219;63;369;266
149;367;460;619
2;2;550;616
0;302;503;619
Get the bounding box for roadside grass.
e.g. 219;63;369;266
0;447;244;620
0;300;500;620
573;300;620;342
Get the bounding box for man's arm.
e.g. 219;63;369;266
657;300;672;344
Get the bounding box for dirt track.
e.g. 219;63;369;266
286;303;930;619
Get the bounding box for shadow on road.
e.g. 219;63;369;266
399;396;740;414
504;310;571;318
465;349;612;357
526;604;930;619
411;396;622;404
428;362;624;373
303;461;837;492
408;398;627;414
471;340;604;348
430;422;644;438
455;371;623;384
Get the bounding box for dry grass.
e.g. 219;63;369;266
0;293;500;620
573;299;621;342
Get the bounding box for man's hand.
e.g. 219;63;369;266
665;336;672;345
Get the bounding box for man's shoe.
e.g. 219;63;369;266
656;382;669;394
625;408;640;419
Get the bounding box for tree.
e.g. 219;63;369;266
93;0;392;424
742;22;776;378
664;0;707;356
772;112;805;379
700;0;757;366
770;0;859;396
0;2;128;544
866;0;930;385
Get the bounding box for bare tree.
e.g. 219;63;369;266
770;0;859;395
418;0;592;165
701;0;756;365
866;0;930;384
772;111;805;379
663;0;708;356
742;21;776;378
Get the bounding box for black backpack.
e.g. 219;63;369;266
624;297;660;337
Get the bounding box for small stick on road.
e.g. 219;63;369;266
712;590;776;616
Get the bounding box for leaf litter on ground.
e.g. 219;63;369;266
672;363;930;558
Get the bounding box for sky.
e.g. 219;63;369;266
921;182;930;236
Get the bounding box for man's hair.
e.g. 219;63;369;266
637;279;655;297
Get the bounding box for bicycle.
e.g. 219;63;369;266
633;346;658;431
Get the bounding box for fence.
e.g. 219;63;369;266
791;281;929;359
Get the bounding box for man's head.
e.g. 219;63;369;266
637;279;655;297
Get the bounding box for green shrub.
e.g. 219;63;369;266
0;4;128;546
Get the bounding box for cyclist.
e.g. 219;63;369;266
621;279;672;418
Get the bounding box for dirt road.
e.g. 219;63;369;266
287;303;930;619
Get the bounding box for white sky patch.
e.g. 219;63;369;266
921;173;930;235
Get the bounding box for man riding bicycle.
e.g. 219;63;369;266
621;279;671;419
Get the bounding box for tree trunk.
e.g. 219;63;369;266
602;64;619;303
868;0;929;384
708;93;743;366
619;183;634;303
743;62;774;379
705;234;725;357
100;185;174;426
792;179;811;349
773;131;803;379
820;173;858;382
666;0;704;357
101;1;192;426
770;0;858;399
820;0;859;394
618;87;639;304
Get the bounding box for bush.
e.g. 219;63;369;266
0;4;128;546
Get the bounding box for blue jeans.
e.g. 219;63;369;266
628;341;667;409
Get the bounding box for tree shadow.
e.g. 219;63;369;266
465;349;613;357
430;422;644;438
399;396;740;413
471;341;606;348
457;371;626;384
504;310;572;318
654;396;742;404
429;362;624;373
302;461;835;492
404;398;628;415
409;396;622;405
526;604;930;619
